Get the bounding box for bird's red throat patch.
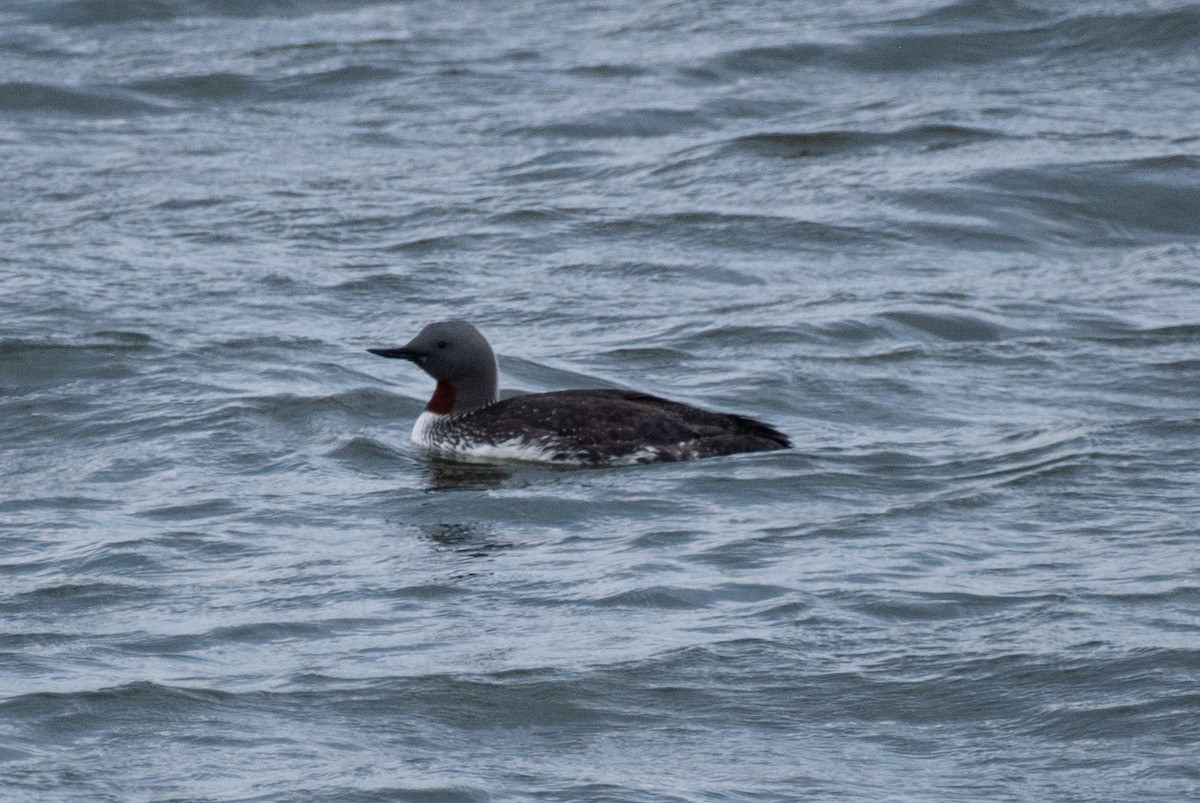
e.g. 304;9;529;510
426;381;456;414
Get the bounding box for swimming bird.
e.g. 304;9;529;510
368;320;790;465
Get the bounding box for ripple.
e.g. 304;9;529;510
0;495;121;513
218;387;413;428
692;42;830;80
0;681;230;728
27;0;372;27
127;65;398;106
715;124;1002;160
893;0;1048;30
135;498;243;522
1050;7;1200;55
879;309;1011;341
586;582;790;611
694;5;1200;80
932;427;1093;484
0;81;165;116
564;63;652;79
129;71;260;102
851;590;1051;622
27;1;178;27
902;155;1200;248
520;107;711;139
1;582;162;615
573;211;887;252
0;336;154;392
1084;320;1200;347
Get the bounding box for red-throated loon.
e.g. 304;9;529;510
368;320;790;465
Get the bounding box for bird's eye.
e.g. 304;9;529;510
436;340;448;349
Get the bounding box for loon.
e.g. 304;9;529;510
368;320;790;465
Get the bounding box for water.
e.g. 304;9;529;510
3;0;1200;800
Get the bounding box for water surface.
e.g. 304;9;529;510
3;1;1199;801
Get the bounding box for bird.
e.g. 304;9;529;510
368;320;790;465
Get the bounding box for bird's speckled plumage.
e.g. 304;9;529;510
370;320;790;465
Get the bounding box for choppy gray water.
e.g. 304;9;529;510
3;1;1200;800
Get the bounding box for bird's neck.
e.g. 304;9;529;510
430;364;498;415
426;381;458;414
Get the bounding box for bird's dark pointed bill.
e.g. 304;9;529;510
367;347;421;360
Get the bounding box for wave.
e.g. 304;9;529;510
1;582;162;615
891;0;1049;30
0;335;155;392
688;42;831;81
0;81;165;116
902;155;1200;248
23;0;390;27
570;211;887;252
1046;6;1200;55
520;107;711;139
128;64;396;105
713;124;1001;160
878;309;1011;342
221;387;411;424
696;4;1200;77
590;582;791;611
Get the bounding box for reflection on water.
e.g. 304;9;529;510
422;522;515;558
421;455;514;492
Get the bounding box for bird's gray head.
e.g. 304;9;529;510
368;320;499;414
